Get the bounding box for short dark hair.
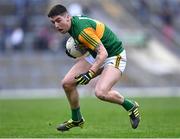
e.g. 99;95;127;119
48;4;67;17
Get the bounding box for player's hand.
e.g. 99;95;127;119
65;49;76;58
75;70;95;85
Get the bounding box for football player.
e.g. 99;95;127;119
48;4;140;131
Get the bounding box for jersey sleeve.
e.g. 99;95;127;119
78;27;101;50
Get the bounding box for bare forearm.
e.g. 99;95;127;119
90;44;108;73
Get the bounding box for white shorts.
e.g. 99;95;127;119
85;49;127;73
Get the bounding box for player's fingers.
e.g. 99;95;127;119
81;78;90;85
75;75;83;82
75;75;81;79
84;81;89;85
76;78;82;84
79;78;87;84
83;79;90;85
75;76;85;85
77;79;85;85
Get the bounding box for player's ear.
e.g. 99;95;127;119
66;14;71;22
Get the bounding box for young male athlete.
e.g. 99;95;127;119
48;4;140;131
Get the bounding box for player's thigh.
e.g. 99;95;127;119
95;49;126;92
62;58;92;85
95;65;121;93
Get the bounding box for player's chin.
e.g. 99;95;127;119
58;29;67;34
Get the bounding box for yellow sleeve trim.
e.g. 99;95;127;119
95;22;105;39
78;27;101;50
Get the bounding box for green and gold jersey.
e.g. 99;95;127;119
68;16;124;58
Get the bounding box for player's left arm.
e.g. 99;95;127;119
90;43;108;72
75;27;108;85
79;27;108;72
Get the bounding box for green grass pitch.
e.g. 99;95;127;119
0;97;180;138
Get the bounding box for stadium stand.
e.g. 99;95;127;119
0;0;180;90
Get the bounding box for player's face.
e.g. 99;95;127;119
50;14;71;34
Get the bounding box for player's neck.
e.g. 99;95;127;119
68;17;73;33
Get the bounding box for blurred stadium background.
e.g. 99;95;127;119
0;0;180;98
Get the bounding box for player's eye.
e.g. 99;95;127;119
56;19;61;23
51;21;55;24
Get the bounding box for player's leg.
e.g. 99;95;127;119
61;59;91;109
95;66;136;108
57;58;91;131
94;50;127;105
94;65;123;104
94;50;140;129
95;66;140;129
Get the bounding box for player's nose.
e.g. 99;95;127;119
55;22;59;29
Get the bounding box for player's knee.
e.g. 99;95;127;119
61;79;75;92
95;87;107;100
